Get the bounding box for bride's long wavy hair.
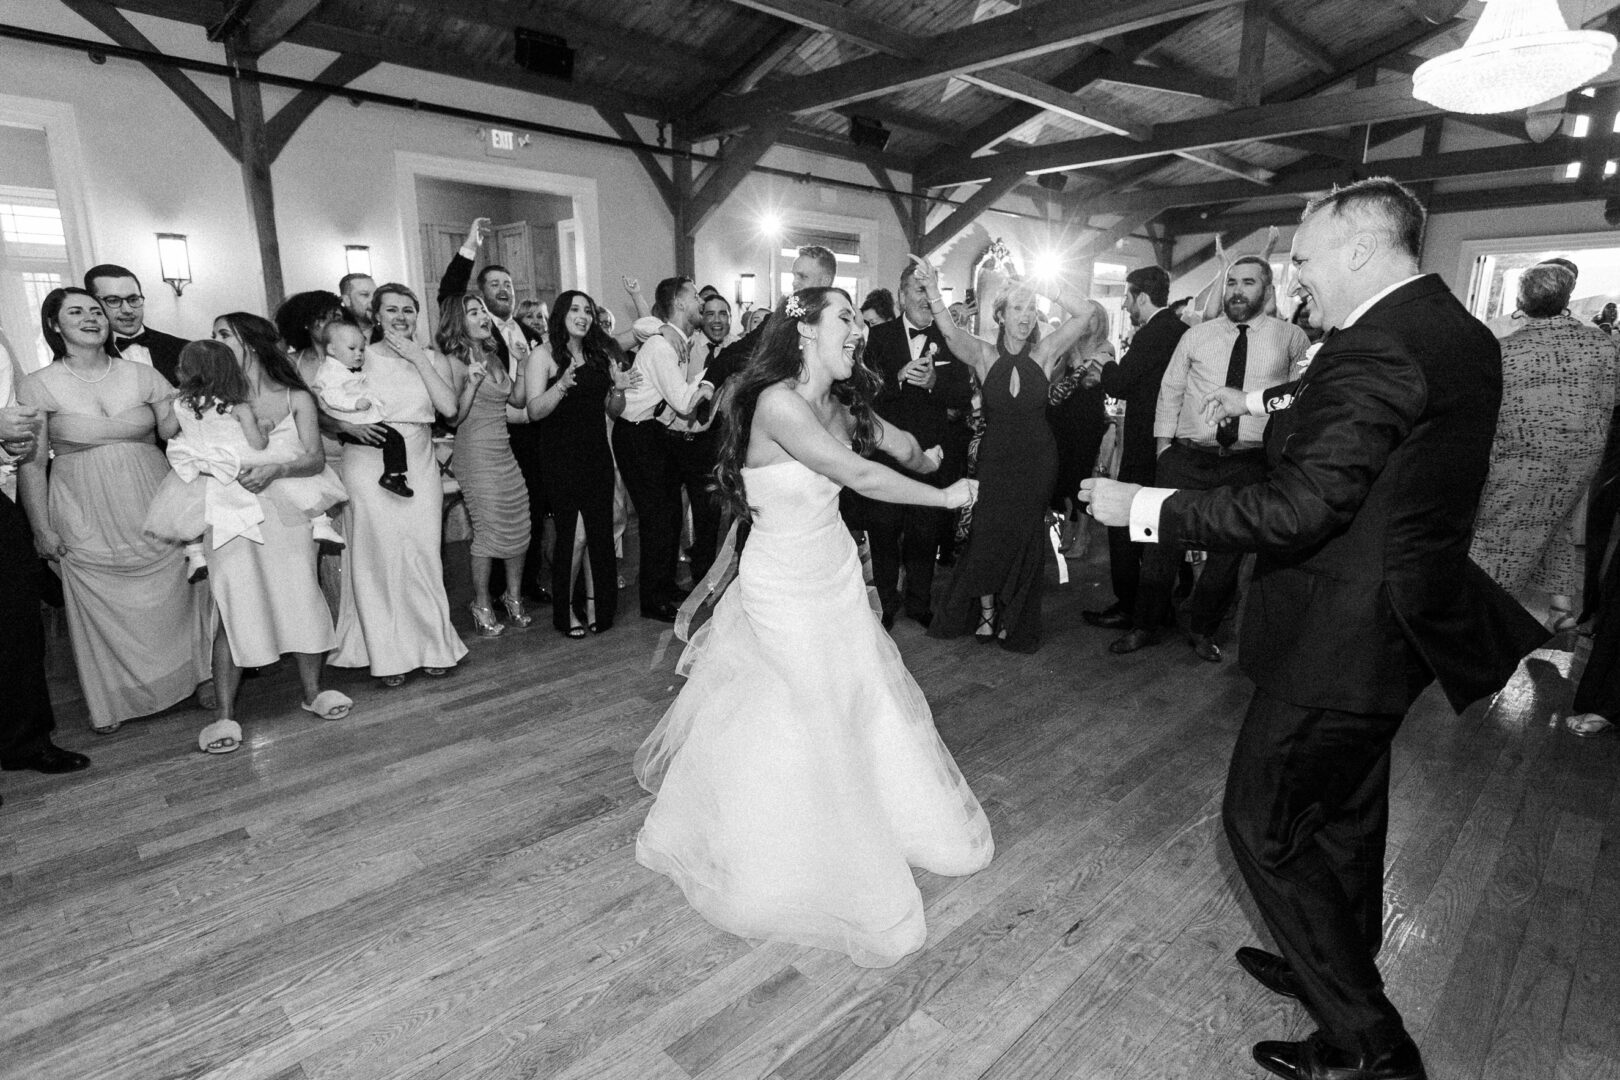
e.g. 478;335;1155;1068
714;287;882;521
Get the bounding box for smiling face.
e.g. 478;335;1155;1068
375;290;419;337
87;273;146;337
464;297;494;341
898;275;933;328
1288;211;1353;332
564;294;595;341
211;317;245;363
1223;260;1270;324
700;297;732;344
1001;288;1041;344
54;292;109;349
798;290;861;382
480;269;515;319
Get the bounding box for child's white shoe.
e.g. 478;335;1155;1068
310;515;346;549
184;542;209;584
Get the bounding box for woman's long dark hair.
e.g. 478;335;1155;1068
218;311;309;391
274;290;343;354
714;287;881;521
546;290;618;374
40;287;107;360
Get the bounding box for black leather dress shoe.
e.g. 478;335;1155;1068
2;744;91;774
1108;628;1162;654
640;602;679;623
881;609;896;631
1236;946;1302;998
1082;605;1131;629
1192;633;1223;662
1254;1033;1427;1080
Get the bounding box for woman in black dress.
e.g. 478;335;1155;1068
524;290;637;636
912;259;1092;652
1046;302;1113;555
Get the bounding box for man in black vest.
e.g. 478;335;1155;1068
1083;178;1547;1080
852;260;974;628
438;217;550;600
85;264;187;384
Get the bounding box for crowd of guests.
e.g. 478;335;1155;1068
2;210;1617;806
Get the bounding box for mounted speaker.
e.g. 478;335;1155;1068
515;29;574;81
849;115;892;151
1035;173;1069;192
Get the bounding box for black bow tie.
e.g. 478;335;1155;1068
115;331;150;349
908;326;929;339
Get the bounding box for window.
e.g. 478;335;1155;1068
0;198;65;247
20;270;61;312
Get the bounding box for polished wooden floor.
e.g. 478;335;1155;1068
2;531;1617;1080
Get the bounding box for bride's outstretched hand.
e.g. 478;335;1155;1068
942;478;978;510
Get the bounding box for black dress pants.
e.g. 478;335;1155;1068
496;422;550;598
1133;443;1266;636
612;418;681;610
865;500;947;619
1222;686;1414;1056
672;430;723;586
0;492;56;766
1105;524;1144;616
1574;543;1620;718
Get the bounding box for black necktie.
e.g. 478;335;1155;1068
1218;323;1249;448
707;341;720;362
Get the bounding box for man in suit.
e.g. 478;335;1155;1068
709;245;838;390
338;272;376;337
853;260;974;628
1083;264;1188;631
438;217;551;601
668;292;736;584
84;264;187;383
1082;178;1547;1080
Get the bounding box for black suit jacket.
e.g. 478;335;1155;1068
708;317;767;392
438;252;544;370
867;318;975;484
1158;275;1547;715
112;326;187;385
1099;308;1187;485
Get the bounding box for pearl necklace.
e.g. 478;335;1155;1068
59;357;113;384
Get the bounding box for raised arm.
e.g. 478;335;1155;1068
622;276;653;320
440;217;489;303
907;255;997;379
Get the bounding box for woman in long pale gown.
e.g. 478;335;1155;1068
16;287;212;733
195;315;351;755
634;287;994;969
328;283;468;685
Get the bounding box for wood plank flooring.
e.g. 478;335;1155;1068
2;531;1617;1080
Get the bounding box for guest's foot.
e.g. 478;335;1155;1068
1082;603;1130;629
378;473;414;498
1236;947;1301;999
1191;633;1223;662
1;743;91;773
500;594;533;629
1253;1033;1426;1080
641;601;679;623
881;608;897;631
1108;628;1162;654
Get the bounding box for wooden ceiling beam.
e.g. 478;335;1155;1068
688;0;1238;138
918;175;1026;257
431;0;730;73
835;102;959;143
772;127;916;173
722;0;919;58
238;0;322;55
1174;147;1274;184
597;109;677;216
714;24;813;97
960;70;1153;141
1234;0;1270;106
263;51;378;160
688;121;786;234
1264;7;1336;74
1091;57;1235;101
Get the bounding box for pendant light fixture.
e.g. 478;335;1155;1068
1413;0;1616;114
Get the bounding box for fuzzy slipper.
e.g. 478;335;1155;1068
300;690;353;721
198;719;242;755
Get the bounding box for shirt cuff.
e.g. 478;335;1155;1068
1245;389;1266;416
459;243;477;261
1128;486;1177;543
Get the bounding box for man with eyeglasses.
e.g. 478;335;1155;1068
84;264;187;384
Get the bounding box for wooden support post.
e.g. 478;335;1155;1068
226;43;285;312
672;134;696;280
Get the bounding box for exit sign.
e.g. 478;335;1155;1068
486;127;516;158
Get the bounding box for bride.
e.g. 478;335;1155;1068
633;286;995;968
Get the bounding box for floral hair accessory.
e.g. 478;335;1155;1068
784;294;808;320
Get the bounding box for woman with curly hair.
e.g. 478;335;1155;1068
632;286;993;969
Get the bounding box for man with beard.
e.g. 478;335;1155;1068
1110;255;1308;661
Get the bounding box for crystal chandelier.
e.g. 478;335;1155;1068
1413;0;1616;114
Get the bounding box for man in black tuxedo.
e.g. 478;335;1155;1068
438;217;550;601
1083;178;1547;1080
0;402;89;807
851;261;974;628
85;264;187;383
1083;264;1187;630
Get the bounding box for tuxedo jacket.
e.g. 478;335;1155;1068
867;318;975;484
437;253;544;369
1158;275;1547;715
112;326;187;385
709;317;767;392
1099;308;1188;485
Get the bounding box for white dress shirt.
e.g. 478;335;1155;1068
1154;314;1307;450
621;324;704;423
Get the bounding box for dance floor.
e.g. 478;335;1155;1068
3;532;1616;1080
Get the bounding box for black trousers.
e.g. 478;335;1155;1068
0;492;56;765
612;417;681;609
1105;524;1144;615
1134;442;1266;636
336;423;407;479
1222;686;1415;1056
866;500;948;619
1574;545;1620;717
506;423;551;597
672;431;723;586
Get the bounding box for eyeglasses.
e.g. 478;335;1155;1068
100;294;145;309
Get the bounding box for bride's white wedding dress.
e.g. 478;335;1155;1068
634;455;994;968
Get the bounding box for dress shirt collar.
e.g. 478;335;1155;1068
1340;274;1425;331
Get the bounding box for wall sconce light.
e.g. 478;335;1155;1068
155;233;191;296
736;273;756;308
345;245;372;277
